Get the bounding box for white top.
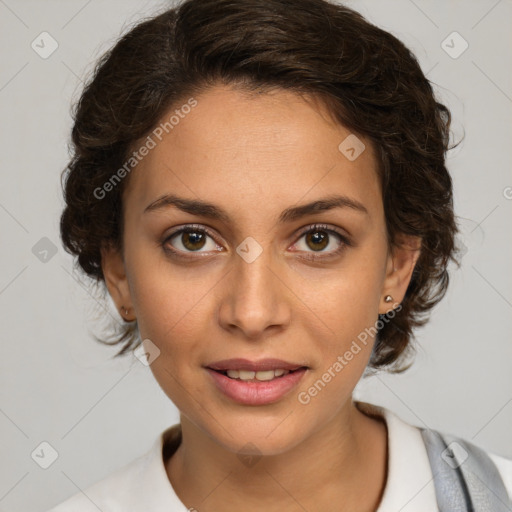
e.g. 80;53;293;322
46;401;512;511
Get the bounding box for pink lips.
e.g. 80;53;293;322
206;358;308;406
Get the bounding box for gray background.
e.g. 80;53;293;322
0;0;511;510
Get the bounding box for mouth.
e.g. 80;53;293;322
209;367;306;382
205;358;309;405
206;358;309;381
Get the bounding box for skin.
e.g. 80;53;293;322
102;84;421;511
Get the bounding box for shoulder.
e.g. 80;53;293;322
488;450;512;497
419;424;512;500
45;450;150;512
355;401;512;509
45;424;183;512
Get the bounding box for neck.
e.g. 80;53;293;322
165;400;388;512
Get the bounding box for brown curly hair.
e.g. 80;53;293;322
60;0;461;372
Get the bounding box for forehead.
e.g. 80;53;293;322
123;84;382;223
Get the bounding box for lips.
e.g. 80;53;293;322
205;358;309;405
206;367;308;405
206;358;307;372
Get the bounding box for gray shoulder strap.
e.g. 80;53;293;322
420;427;512;512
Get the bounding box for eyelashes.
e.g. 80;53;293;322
162;224;222;259
291;223;352;261
161;223;352;262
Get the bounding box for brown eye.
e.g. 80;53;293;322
304;230;329;251
292;223;352;262
162;224;222;258
180;230;207;251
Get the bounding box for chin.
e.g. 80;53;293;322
203;409;313;457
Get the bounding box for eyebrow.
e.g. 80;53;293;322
143;193;368;223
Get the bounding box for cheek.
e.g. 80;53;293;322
122;232;204;340
296;262;385;396
130;271;208;348
307;263;384;339
296;290;380;412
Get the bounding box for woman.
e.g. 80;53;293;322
48;0;512;510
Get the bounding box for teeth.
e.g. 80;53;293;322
225;369;291;381
253;370;275;381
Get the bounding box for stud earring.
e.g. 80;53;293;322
121;306;129;316
384;295;393;303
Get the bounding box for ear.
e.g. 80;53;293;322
379;233;421;315
100;243;135;322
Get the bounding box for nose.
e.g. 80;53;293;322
217;244;291;340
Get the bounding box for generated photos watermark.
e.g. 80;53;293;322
297;302;402;405
93;97;198;200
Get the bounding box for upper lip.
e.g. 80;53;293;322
206;358;308;372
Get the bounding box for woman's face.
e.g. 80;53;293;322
103;84;415;455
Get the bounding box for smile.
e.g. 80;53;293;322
222;369;290;381
205;358;309;405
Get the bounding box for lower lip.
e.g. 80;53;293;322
206;368;307;405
